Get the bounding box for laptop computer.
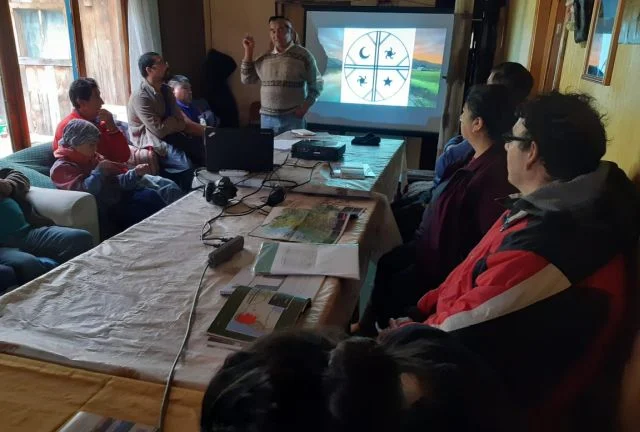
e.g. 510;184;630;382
205;128;274;173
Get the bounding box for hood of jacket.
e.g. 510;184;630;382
503;161;640;282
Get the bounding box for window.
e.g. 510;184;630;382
9;1;75;143
13;8;72;59
0;0;130;153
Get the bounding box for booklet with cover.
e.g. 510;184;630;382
58;411;157;432
207;285;310;346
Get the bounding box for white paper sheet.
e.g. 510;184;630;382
274;139;300;151
257;242;360;280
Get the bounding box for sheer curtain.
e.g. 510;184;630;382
128;0;162;91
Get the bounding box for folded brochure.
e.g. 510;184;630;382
253;241;360;280
208;285;310;346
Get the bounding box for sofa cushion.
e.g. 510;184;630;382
3;142;55;175
0;160;55;189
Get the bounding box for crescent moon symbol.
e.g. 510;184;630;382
359;47;370;59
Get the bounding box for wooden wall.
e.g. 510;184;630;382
20;63;73;136
204;0;274;125
78;0;129;106
559;42;640;175
502;0;640;175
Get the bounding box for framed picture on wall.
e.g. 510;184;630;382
582;0;626;85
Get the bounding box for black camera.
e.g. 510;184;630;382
205;176;237;206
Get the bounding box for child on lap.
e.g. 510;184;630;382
51;119;182;237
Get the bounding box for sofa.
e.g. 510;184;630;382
0;143;100;244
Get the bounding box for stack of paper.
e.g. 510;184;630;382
291;129;316;137
220;267;325;300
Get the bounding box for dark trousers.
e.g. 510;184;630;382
101;189;166;238
160;133;203;191
391;189;431;243
359;241;428;335
0;265;17;293
164;132;205;167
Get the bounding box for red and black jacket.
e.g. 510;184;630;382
415;162;640;427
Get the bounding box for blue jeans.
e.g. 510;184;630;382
138;175;184;205
159;142;194;192
0;226;94;285
261;114;306;135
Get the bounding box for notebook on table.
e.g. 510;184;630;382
207;285;310;347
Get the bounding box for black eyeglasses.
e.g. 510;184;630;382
503;134;532;145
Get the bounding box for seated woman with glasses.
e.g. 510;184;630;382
356;84;518;335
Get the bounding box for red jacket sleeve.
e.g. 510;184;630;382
97;126;130;163
422;250;568;331
50;161;89;191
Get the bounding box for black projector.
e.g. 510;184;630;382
291;140;346;161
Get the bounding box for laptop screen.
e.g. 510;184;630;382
205;128;274;173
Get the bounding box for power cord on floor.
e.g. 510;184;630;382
157;262;210;431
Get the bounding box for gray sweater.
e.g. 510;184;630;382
241;45;323;116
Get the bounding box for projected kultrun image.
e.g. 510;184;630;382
317;27;446;108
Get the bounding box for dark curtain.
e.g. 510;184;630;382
469;0;505;85
203;49;240;128
574;0;595;43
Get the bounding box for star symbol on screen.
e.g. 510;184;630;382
383;77;392;86
385;47;396;59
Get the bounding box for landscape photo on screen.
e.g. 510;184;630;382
317;27;446;108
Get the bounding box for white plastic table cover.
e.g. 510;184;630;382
202;133;407;203
0;190;401;389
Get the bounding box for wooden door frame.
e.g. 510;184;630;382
528;0;568;93
120;0;131;95
0;0;30;151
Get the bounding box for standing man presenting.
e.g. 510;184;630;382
241;16;323;135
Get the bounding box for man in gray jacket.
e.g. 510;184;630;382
127;52;204;190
